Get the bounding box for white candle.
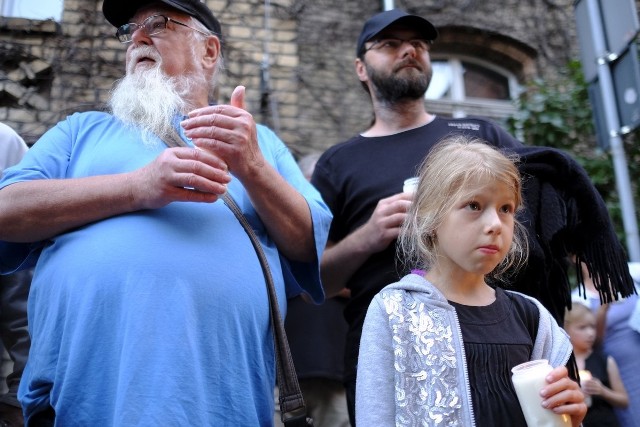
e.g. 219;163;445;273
511;360;571;427
403;177;419;194
579;369;593;407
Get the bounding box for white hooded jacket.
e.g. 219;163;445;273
356;273;573;426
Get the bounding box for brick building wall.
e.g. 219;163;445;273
0;0;614;154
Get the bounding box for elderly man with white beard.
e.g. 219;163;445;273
0;0;331;425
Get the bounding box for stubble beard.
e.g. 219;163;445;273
367;60;432;106
108;46;196;148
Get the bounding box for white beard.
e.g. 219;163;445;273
108;46;195;148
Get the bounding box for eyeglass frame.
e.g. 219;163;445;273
115;14;212;44
362;37;433;54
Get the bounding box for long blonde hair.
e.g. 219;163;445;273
398;135;528;282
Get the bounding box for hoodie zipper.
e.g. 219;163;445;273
452;309;476;427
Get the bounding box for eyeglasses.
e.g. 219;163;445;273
116;14;211;43
363;38;433;54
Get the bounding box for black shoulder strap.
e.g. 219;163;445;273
160;128;310;425
221;193;310;425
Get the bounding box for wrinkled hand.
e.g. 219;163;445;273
358;192;413;253
540;366;587;427
181;86;264;181
131;146;231;210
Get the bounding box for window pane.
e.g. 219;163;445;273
463;61;510;100
425;61;453;100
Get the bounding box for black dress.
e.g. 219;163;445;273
583;349;620;427
449;288;540;426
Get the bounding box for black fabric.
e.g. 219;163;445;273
344;378;356;427
512;146;636;325
311;116;522;384
284;296;348;381
583;349;620;427
450;288;539;427
0;269;31;405
26;405;54;427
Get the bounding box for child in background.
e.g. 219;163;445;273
564;301;628;427
571;261;640;427
356;136;586;426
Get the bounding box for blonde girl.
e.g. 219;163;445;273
356;136;586;426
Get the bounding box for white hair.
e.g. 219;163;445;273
108;47;194;147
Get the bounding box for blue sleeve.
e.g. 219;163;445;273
256;125;332;304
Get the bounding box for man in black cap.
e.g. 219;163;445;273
310;9;523;424
0;0;331;424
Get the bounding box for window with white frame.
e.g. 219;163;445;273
0;0;63;21
426;56;520;122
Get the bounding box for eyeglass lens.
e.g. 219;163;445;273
116;15;168;43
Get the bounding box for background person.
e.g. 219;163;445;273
0;1;331;425
0;123;27;171
564;301;628;427
0;122;32;427
572;262;640;427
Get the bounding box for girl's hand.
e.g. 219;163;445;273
540;366;587;427
582;377;605;397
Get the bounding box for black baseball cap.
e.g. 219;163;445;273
356;9;438;56
102;0;222;36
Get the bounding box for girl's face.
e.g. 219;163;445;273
565;311;596;352
434;179;516;278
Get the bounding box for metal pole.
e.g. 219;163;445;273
585;0;640;261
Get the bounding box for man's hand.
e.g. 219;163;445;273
356;192;413;253
181;86;264;183
320;191;413;296
130;146;231;210
180;86;316;261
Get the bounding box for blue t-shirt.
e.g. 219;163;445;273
0;112;331;426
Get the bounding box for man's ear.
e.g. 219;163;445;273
202;35;221;70
355;58;368;84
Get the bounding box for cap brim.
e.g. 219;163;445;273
102;0;221;35
103;0;155;28
356;10;438;56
